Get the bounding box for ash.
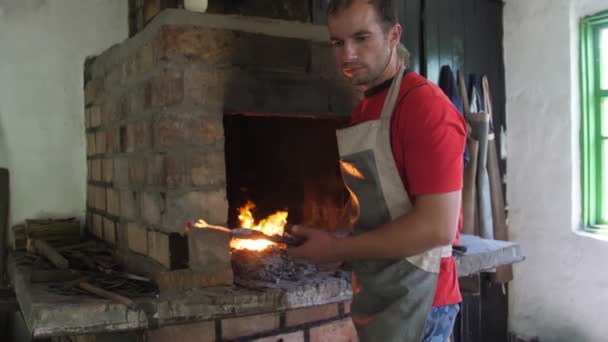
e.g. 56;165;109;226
231;247;321;283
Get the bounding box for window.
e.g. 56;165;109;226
581;10;608;229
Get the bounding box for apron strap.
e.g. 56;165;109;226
380;64;408;121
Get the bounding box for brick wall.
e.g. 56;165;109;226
55;301;355;341
145;301;356;342
84;15;358;275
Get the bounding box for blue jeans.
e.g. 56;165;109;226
421;304;460;342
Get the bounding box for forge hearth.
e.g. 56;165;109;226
84;8;358;290
78;8;363;340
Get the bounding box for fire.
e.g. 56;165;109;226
231;201;288;251
340;161;362;225
340;161;365;180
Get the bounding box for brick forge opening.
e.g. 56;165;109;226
223;113;351;233
223;112;354;286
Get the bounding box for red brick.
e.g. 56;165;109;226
190;150;226;186
94;186;106;211
87;185;95;208
148;230;169;267
85;110;91;130
106;126;120;154
87;133;96;156
85;79;103;105
286;304;339;327
166;154;185;188
309;318;357;342
85;211;92;234
92;214;104;239
128;157;146;187
146;69;183;108
187;228;233;283
106;188;120;216
159;26;238;64
95;131;106;155
103;217;117;243
125;121;153;152
120;191;138;220
147;154;165;185
105;63;125;90
141;192;163;225
163;190;228;232
103;159;113;183
135;42;157;75
204;190;229;222
113;158;129;188
91;159;102;182
126;40;158;79
135;121;153;150
158;114;224;147
221;313;279;340
145;321;215;342
147;231;188;269
126;87;146;115
124;124;134;153
253;331;304;342
183;67;225;106
89;106;102;128
157;116;187;147
344;300;352;315
189;116;224;145
103;96;126;124
127;222;148;255
71;334;96;342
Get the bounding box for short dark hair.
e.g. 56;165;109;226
327;0;397;31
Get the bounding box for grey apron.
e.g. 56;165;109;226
336;65;452;342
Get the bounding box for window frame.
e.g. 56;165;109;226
581;10;608;230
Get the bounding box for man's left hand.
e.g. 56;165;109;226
286;225;341;264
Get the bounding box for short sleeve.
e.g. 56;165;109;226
395;86;466;196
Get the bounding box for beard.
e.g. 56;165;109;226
342;51;392;87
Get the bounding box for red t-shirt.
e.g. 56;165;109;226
350;71;465;306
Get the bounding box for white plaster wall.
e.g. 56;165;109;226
0;0;127;225
505;0;608;341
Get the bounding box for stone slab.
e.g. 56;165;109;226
456;234;525;277
9;234;523;338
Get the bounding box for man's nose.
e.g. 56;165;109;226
340;42;357;64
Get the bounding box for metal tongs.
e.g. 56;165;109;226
188;220;303;247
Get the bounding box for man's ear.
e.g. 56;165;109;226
390;23;403;48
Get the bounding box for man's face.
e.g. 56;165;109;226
328;0;398;87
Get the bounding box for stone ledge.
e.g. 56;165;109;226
8;234;523;338
456;234;525;277
89;9;330;78
8;252;351;338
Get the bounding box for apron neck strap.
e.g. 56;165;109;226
380;64;407;120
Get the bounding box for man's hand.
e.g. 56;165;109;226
286;226;342;264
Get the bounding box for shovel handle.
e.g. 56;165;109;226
78;281;137;309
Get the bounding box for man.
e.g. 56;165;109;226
287;0;465;341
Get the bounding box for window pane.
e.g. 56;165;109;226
602;27;608;90
603;98;608;137
604;139;608;223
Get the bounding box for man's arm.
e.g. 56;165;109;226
287;190;461;264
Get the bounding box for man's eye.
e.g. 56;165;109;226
355;36;368;42
331;41;344;47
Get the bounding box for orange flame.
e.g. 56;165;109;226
231;201;288;251
340;161;362;225
340;161;365;180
